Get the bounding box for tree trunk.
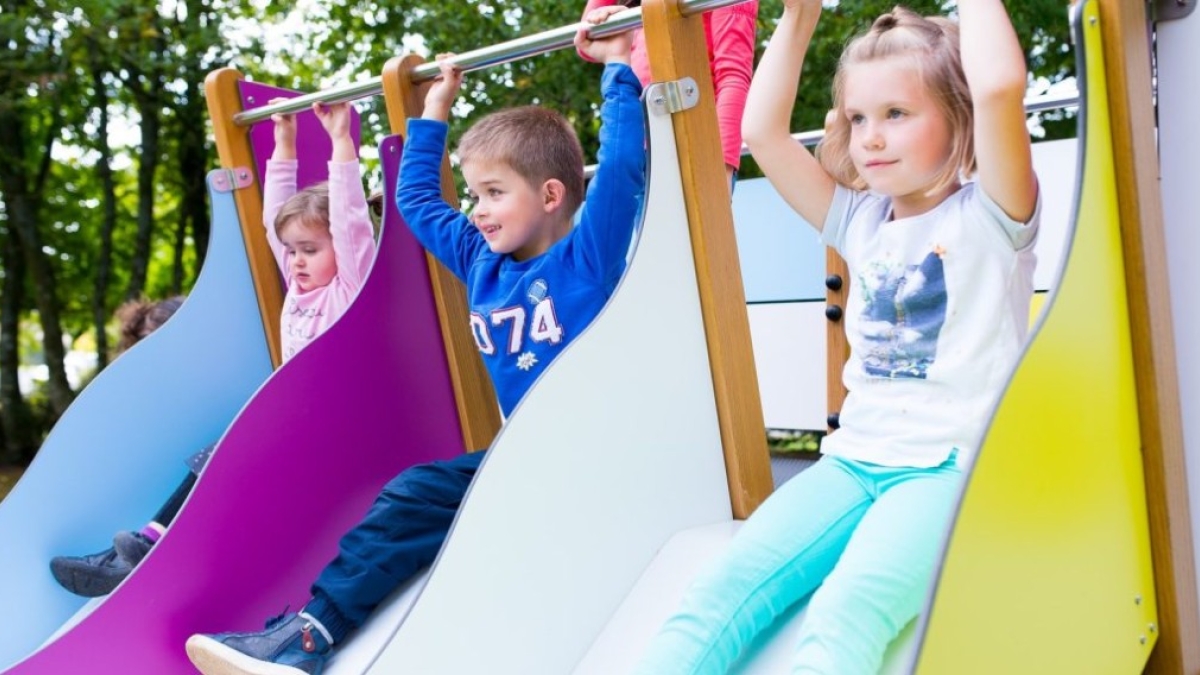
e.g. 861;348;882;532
124;21;167;301
126;101;159;301
177;1;211;276
9;203;75;418
0;226;35;465
0;112;74;419
92;60;116;370
178;80;210;274
172;208;187;294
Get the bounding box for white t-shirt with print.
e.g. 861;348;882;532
820;181;1039;468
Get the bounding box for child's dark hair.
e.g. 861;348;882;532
456;106;586;218
273;182;331;236
367;190;384;238
115;296;185;353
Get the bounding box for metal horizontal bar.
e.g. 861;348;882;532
776;90;1081;150
583;89;1080;176
232;0;752;126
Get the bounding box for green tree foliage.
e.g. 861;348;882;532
0;0;240;460
0;0;1077;463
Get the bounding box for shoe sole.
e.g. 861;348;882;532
48;561;126;598
185;635;311;675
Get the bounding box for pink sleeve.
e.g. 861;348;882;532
326;160;378;292
263;159;298;279
707;2;758;170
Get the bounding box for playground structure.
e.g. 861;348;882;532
2;0;1199;672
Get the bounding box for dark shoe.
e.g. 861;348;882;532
186;612;332;675
49;547;132;597
113;530;155;565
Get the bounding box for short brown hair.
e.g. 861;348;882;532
456;106;586;217
817;6;974;196
273;182;331;237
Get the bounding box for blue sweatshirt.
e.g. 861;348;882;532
398;63;646;416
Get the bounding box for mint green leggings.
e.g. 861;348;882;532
634;453;963;675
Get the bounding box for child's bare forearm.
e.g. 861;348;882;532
958;0;1027;102
743;5;818;151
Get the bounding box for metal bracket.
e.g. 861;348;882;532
645;77;701;117
1155;0;1195;21
208;168;255;193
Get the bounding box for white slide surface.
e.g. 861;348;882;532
366;90;732;673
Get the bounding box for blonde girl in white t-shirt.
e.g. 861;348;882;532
635;2;1039;673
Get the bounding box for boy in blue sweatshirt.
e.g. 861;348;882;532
186;7;644;675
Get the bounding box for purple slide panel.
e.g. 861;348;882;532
7;135;468;673
242;80;362;191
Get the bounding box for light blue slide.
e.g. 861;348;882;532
0;169;274;671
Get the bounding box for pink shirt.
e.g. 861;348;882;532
580;0;758;170
263;159;377;361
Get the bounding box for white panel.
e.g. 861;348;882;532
575;521;917;673
1156;17;1200;602
1030;138;1078;292
368;97;733;673
747;303;827;431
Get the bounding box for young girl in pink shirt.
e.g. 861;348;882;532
49;100;377;597
266;100;378;361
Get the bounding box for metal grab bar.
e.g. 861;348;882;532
581;89;1080;176
775;90;1081;150
232;0;753;126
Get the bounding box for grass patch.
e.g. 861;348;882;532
767;429;824;455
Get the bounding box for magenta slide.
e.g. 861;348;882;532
5;121;467;672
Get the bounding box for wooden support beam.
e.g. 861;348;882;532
1096;1;1200;672
203;68;284;368
642;0;774;518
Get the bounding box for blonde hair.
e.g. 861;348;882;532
817;6;974;195
273;182;331;237
456;106;585;217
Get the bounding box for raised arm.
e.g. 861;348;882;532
959;0;1037;223
742;0;835;231
708;1;758;175
263;98;299;276
315;101;376;289
572;6;644;283
396;57;482;281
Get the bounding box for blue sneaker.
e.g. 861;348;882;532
49;547;132;597
186;611;333;675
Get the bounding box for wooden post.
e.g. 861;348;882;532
825;250;849;430
1097;0;1200;672
204;68;285;367
641;0;773;518
379;55;502;453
